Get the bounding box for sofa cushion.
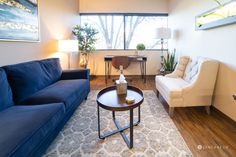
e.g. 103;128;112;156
3;58;62;103
39;58;62;84
0;103;65;157
156;76;189;98
22;79;90;110
0;68;14;111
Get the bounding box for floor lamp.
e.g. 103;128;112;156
156;28;171;75
58;40;78;69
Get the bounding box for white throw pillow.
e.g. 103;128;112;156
184;58;199;82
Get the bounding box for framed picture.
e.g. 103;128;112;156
196;0;236;30
0;0;40;42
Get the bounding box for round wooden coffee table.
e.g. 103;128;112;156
96;86;144;149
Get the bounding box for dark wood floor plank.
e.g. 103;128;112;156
90;76;236;157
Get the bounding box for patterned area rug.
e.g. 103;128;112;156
44;91;192;157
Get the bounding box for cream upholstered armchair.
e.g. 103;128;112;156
155;56;219;117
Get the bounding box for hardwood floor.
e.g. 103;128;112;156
91;75;156;90
90;76;236;157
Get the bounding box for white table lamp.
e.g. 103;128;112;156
58;40;78;69
156;27;171;40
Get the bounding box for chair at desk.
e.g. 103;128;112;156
111;56;132;82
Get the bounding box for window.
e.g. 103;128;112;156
80;13;168;50
80;15;124;50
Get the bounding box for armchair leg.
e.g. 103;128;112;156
205;106;211;115
169;107;175;117
156;89;160;98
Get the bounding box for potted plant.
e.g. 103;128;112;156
164;52;177;74
72;23;98;68
136;43;146;55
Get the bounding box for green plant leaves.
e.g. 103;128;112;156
73;23;99;53
164;52;176;71
136;43;146;51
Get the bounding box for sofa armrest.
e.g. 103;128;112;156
60;69;90;80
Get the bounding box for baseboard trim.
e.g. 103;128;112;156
212;106;236;124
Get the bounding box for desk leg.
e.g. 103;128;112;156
144;61;146;83
108;62;111;79
105;61;108;84
105;61;112;83
140;62;144;79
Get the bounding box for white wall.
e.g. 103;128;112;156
87;51;162;76
79;0;168;13
168;0;236;121
0;0;80;69
80;0;169;75
0;0;168;73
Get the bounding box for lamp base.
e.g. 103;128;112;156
159;54;165;75
79;53;88;69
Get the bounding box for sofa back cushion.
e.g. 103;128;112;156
0;68;14;111
3;58;62;103
39;58;62;84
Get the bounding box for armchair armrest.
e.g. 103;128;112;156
60;69;90;80
165;72;178;78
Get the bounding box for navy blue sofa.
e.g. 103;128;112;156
0;58;90;157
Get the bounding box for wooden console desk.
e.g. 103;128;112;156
104;55;147;83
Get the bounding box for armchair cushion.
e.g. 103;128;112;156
156;76;189;98
184;58;200;83
166;56;190;78
61;69;90;80
176;56;190;78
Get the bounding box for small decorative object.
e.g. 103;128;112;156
116;74;127;95
135;43;146;55
72;24;98;68
155;27;171;75
126;96;135;104
0;0;40;41
164;50;177;75
196;0;236;30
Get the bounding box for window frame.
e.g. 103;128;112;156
80;13;169;51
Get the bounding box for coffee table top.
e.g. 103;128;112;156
97;86;144;111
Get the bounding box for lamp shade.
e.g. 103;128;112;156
58;40;78;52
156;27;171;39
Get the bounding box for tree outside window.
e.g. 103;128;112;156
80;14;168;50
